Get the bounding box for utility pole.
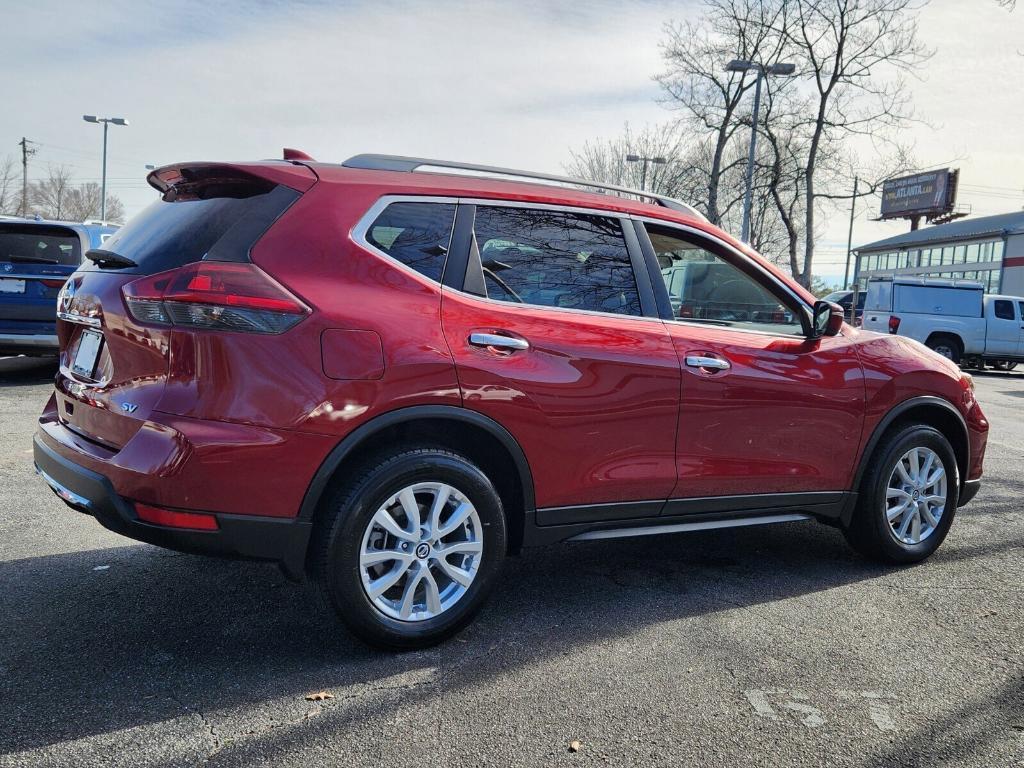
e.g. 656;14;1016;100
83;116;128;221
18;137;36;216
843;176;859;290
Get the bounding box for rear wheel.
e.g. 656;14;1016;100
310;447;507;649
926;334;962;365
994;360;1018;371
844;424;959;564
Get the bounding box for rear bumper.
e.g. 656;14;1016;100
34;433;312;579
0;332;58;353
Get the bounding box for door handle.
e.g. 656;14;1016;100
468;332;530;351
685;355;730;371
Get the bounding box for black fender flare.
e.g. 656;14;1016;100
297;405;536;521
842;395;968;525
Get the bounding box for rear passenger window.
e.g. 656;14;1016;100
994;299;1015;320
366;202;455;282
471;207;641;316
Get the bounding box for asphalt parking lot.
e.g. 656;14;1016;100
0;356;1021;768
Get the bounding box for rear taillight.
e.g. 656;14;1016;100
888;315;901;334
40;278;67;289
122;262;309;334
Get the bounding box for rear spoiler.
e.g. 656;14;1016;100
146;161;317;200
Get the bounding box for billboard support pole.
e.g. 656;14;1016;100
844;176;858;290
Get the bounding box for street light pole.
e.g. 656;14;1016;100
740;70;764;244
625;154;667;193
725;60;796;243
82;115;128;222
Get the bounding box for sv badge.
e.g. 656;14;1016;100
120;402;139;414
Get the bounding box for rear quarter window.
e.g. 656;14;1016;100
364;202;456;282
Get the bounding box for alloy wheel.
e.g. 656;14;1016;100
359;482;483;621
885;446;947;545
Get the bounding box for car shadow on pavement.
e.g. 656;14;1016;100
0;356;57;386
0;519;903;758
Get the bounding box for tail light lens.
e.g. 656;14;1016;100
122;262;309;334
40;278;67;289
888;315;901;334
136;503;219;531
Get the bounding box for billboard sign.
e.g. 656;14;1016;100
880;169;957;219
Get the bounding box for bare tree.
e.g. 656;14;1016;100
29;166;126;222
564;122;689;196
30;165;76;220
0;156;18;215
64;183;126;223
656;0;790;225
783;0;931;286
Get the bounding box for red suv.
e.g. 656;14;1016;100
34;153;988;648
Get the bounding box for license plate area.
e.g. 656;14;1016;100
0;278;26;294
71;329;104;379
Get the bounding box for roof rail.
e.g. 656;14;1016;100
341;154;706;221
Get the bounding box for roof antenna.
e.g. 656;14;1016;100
283;148;314;161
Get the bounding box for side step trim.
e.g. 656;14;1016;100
568;513;812;542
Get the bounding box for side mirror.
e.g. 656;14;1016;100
810;300;845;338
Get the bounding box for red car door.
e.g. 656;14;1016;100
639;222;865;508
441;204;680;525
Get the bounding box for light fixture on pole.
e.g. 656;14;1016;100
625;154;667;192
725;60;796;243
82;115;129;222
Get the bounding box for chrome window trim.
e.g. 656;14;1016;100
350;195;460;287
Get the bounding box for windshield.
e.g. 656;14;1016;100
0;224;82;266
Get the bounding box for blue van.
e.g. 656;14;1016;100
0;217;119;356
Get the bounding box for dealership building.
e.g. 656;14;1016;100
852;210;1024;295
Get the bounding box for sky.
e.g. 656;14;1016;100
4;0;1023;284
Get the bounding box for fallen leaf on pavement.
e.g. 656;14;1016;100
305;691;334;701
569;740;582;753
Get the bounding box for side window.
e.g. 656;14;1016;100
994;299;1015;320
472;207;642;317
1018;301;1024;321
646;225;804;335
366;202;455;282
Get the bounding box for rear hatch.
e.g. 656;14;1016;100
55;162;316;450
0;222;85;336
861;280;894;333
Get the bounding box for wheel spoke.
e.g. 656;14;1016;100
372;508;417;542
887;498;910;521
919;452;935;483
925;466;945;488
427;485;451;536
436;539;482;557
438;501;474;538
398;488;421;530
920;502;940;529
895;460;913;485
909;510;922;544
422;568;442;614
434;557;474;587
367;560;413;598
908;449;921;484
897;507;916;540
399;566;423;619
360;548;415;568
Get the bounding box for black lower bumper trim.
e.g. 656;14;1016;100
959;478;981;507
33;434;311;580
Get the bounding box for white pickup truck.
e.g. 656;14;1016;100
861;277;1024;369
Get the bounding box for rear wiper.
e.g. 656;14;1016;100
8;254;60;264
85;249;137;269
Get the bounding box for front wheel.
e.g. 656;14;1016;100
844;424;959;564
309;448;507;650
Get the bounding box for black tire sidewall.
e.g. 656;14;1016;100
863;426;959;563
322;450;507;649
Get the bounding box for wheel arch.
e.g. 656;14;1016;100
298;406;536;553
844;395;969;525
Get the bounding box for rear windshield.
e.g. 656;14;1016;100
89;184;299;274
0;224;82;266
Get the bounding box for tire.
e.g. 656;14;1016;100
994;360;1018;371
309;447;507;650
844;424;959;564
926;334;962;365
